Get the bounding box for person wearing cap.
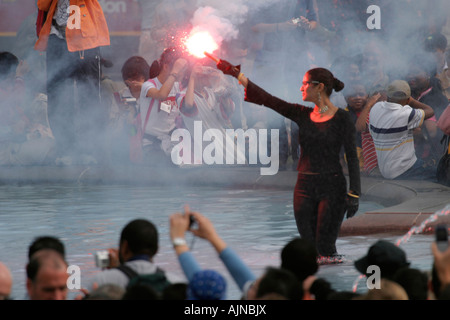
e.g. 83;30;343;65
354;240;410;281
187;270;227;300
405;53;449;168
369;80;436;180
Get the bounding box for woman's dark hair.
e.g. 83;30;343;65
121;56;150;82
307;67;345;96
149;47;183;78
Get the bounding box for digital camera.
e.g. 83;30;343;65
95;250;110;268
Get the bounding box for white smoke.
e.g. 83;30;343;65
191;0;278;46
189;6;240;45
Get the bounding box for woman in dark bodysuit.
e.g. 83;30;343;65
217;63;361;262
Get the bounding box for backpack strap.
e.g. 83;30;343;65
141;79;158;135
116;264;139;280
116;264;166;279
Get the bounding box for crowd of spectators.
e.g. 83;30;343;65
1;1;449;184
1;0;450;304
0;212;449;301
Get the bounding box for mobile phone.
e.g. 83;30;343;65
436;224;448;252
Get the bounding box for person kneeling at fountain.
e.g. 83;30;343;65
368;80;437;180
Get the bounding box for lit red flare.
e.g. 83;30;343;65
204;51;219;63
184;30;218;59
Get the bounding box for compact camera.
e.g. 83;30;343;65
436;224;449;252
95;250;110;268
189;215;197;228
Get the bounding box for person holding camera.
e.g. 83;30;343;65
169;207;256;298
215;62;361;264
86;219;184;294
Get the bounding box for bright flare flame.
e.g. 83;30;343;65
185;31;218;58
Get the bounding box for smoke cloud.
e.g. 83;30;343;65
1;0;449;180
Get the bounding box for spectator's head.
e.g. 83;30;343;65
281;237;318;283
187;270;227;300
122;282;160;300
424;32;448;54
28;236;65;261
355;240;410;280
405;53;438;96
119;219;159;263
121;56;150;98
331;55;362;84
344;83;369;112
121;56;150;83
362;40;384;75
162;283;188;300
393;267;429;300
356;279;409;300
0;52;19;82
84;284;125;300
302;67;345;101
386;80;411;105
255;267;303;300
149;46;183;78
0;262;12;300
327;291;361;300
26;250;68;300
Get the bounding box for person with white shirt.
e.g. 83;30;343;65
369;80;436;180
123;48;187;166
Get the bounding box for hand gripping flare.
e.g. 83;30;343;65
204;51;241;79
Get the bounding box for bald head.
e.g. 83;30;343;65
0;262;12;300
26;249;69;300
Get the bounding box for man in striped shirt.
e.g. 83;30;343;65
369;80;436;180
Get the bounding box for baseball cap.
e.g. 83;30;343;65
354;240;410;279
386;80;411;100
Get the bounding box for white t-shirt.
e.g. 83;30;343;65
139;78;181;153
177;87;246;164
369;101;425;179
178;87;233;134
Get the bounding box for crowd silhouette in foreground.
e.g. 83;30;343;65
0;211;449;301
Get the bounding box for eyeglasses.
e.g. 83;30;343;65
302;81;320;86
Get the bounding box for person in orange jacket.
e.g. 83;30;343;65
35;0;110;164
